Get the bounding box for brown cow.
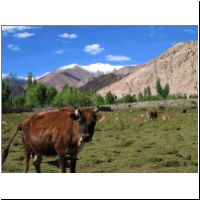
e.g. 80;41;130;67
2;107;103;173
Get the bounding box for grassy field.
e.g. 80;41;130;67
2;106;198;173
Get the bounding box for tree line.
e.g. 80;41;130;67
2;73;197;113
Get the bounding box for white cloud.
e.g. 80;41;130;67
13;32;35;39
84;44;104;55
82;63;123;73
2;26;33;33
106;55;131;61
183;29;196;34
2;26;41;36
54;49;65;54
7;44;20;51
59;33;78;39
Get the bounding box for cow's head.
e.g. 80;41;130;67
71;107;103;142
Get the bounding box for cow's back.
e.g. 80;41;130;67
20;109;80;155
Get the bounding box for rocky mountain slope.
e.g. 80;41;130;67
38;65;95;91
97;41;198;98
79;73;127;92
79;66;134;92
38;64;134;91
2;74;26;96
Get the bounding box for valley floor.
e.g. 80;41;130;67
2;106;198;173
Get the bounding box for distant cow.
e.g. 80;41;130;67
158;106;166;113
98;106;112;112
2;107;103;173
147;110;158;120
182;109;187;113
162;114;170;121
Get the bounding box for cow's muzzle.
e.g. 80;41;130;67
82;134;92;142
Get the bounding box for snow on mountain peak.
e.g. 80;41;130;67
58;64;81;71
57;63;124;74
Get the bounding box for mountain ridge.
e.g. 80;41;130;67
97;41;198;97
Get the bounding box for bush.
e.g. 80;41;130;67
92;94;105;106
25;84;47;108
119;94;137;103
189;94;198;99
168;93;187;100
53;86;92;107
13;96;25;108
46;86;57;105
2;82;11;111
105;91;116;104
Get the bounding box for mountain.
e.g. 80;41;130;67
38;65;95;91
2;64;135;93
79;66;135;92
2;74;27;86
38;63;130;91
97;41;198;98
2;74;26;96
79;73;127;92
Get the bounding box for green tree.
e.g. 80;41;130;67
53;86;92;107
2;82;11;111
105;91;115;104
162;83;169;99
46;86;57;105
143;88;148;97
36;84;47;106
156;79;163;97
13;96;25;108
27;72;33;88
92;94;105;106
156;79;170;99
138;92;144;101
25;84;47;108
146;86;152;97
33;78;37;85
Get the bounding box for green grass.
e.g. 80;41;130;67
2;106;198;173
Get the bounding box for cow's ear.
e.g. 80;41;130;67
93;106;99;113
96;114;105;122
70;109;81;120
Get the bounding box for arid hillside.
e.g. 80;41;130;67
97;41;198;98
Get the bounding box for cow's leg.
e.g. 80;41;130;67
70;157;77;173
33;154;42;173
58;154;66;173
24;150;31;173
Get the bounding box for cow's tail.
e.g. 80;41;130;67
2;124;22;165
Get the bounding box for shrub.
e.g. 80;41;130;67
53;86;92;107
46;86;57;105
25;84;47;108
105;91;116;104
119;94;137;103
92;94;105;106
189;94;198;99
13;96;25;108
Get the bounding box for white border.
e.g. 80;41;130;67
0;0;199;199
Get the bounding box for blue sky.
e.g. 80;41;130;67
2;25;198;78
